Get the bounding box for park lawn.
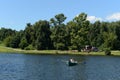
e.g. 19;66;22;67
0;45;21;53
0;45;120;56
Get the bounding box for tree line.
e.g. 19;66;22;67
0;12;120;51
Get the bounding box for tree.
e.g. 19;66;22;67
101;32;117;50
73;13;87;24
24;23;34;44
89;21;102;47
66;21;79;50
4;36;13;47
113;21;120;50
19;37;28;49
0;28;16;41
34;20;52;50
2;12;120;51
50;13;67;50
10;35;21;48
67;13;90;51
51;25;67;50
50;13;67;26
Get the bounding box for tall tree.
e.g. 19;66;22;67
66;21;78;50
19;37;28;49
50;13;67;26
10;34;21;48
69;13;90;51
24;23;34;44
89;21;101;47
102;32;117;50
34;20;51;50
50;13;67;50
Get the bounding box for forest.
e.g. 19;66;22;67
0;12;120;51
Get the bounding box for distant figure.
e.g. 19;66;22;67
69;58;74;62
68;58;78;66
84;45;92;53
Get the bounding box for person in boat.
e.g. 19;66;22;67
69;58;74;63
69;58;77;63
68;58;77;66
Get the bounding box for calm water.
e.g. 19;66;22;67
0;53;120;80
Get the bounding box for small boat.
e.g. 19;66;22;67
68;59;78;66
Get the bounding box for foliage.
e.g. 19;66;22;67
34;20;52;50
67;13;90;51
104;48;111;55
4;36;13;47
55;43;65;50
50;13;67;50
1;12;120;51
19;37;28;49
24;23;34;44
68;45;77;50
10;35;21;48
0;28;16;41
24;45;34;50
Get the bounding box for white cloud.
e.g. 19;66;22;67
87;16;102;22
106;13;120;21
76;12;120;22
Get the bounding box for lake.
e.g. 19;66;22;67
0;53;120;80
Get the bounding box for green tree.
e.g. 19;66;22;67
2;12;120;51
113;21;120;50
66;21;79;50
10;35;21;48
101;32;117;50
67;13;90;51
4;36;13;47
34;20;52;50
89;21;102;47
19;37;28;49
50;13;67;50
0;28;16;41
24;23;34;44
50;13;67;26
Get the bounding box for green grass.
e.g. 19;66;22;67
0;45;120;56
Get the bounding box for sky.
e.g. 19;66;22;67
0;0;120;31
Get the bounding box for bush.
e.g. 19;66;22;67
56;43;65;50
19;37;28;49
68;45;77;50
4;36;13;47
25;45;34;50
104;48;111;55
10;35;20;48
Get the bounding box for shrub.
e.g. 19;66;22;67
4;36;13;47
104;48;111;55
68;45;77;50
19;37;28;49
56;43;65;50
25;45;34;50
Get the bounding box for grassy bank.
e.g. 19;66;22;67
0;45;120;56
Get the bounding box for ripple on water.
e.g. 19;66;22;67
0;54;120;80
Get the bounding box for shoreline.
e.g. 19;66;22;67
0;46;120;56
